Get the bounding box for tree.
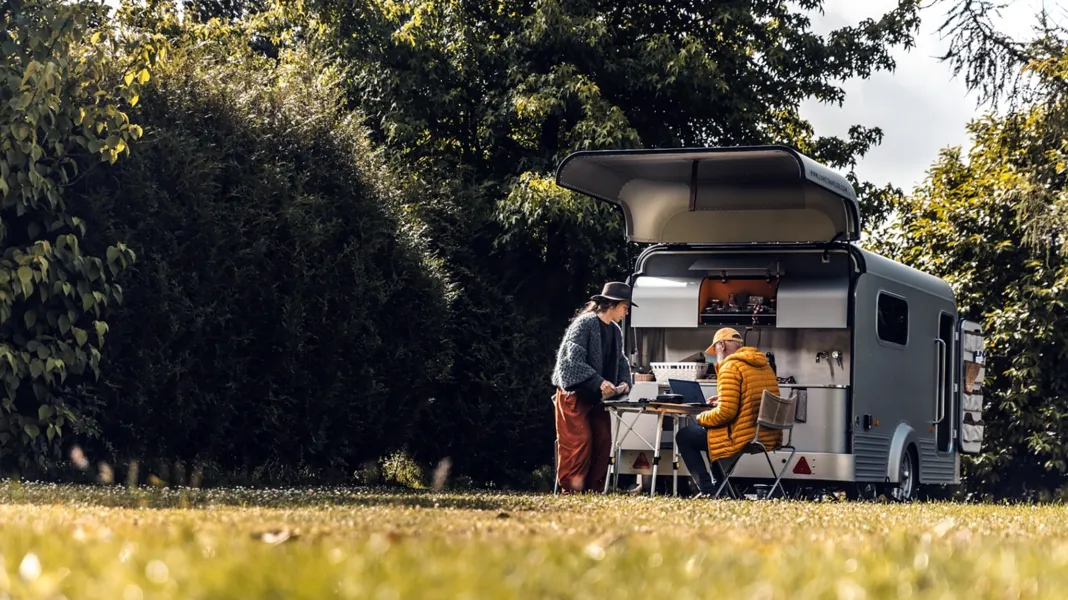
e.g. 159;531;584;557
934;0;1068;254
289;0;926;482
183;0;266;23
881;1;1068;498
312;0;920;228
0;0;159;471
875;104;1068;500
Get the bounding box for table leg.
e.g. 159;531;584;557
672;415;680;496
650;411;665;498
612;446;621;491
616;407;642;491
604;407;622;494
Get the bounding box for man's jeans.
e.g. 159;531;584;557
676;424;723;494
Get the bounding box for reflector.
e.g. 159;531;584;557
632;453;651;470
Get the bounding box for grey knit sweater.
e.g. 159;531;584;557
551;312;631;391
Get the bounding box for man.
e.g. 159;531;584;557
675;327;781;496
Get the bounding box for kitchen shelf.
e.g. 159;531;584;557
699;313;776;327
698;275;778;328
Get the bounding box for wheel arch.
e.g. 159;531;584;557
886;422;918;484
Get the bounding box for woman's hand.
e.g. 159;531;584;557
707;395;719;406
617;382;630;394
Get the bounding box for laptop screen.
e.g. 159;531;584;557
668;379;708;405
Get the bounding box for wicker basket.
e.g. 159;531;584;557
650;362;708;383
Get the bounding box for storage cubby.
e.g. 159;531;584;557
698;276;779;327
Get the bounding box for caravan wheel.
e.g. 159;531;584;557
888;445;918;502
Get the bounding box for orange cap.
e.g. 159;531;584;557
705;328;743;353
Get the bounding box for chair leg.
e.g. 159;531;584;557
761;446;796;499
723;479;739;499
771;447;796;499
759;450;778;498
722;462;741;499
712;456;743;499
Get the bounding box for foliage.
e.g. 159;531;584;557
64;7;452;482
888;1;1068;498
874;103;1068;499
310;0;921;227
0;0;160;471
2;483;1068;598
295;0;924;483
933;0;1036;108
1;0;941;487
932;0;1068;254
183;0;267;23
378;450;426;489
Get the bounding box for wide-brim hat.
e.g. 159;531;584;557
591;281;638;307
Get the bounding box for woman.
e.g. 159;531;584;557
550;281;635;493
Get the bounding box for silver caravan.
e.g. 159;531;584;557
555;145;987;500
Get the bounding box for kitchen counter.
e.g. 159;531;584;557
652;381;849;389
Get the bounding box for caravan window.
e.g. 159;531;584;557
877;292;909;346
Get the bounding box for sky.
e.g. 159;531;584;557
801;0;1054;193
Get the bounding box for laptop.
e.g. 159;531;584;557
667;379;710;405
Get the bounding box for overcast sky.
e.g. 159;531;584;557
801;0;1053;193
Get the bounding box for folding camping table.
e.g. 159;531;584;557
602;398;710;497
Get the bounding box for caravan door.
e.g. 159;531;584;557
958;320;986;453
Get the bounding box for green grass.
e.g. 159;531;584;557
0;483;1065;598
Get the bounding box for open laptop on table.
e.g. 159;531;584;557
666;379;712;406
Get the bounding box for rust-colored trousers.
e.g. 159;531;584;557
554;388;611;493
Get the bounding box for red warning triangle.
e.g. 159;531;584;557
632;452;651;470
792;456;812;475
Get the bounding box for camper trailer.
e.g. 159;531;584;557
555;145;986;500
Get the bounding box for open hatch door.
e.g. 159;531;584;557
555;146;861;244
958;320;986;454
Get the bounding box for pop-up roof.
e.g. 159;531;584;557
554;146;860;244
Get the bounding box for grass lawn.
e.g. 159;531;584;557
0;482;1064;599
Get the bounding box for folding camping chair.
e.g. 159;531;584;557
713;389;797;499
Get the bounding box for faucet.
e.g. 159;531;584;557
816;350;844;369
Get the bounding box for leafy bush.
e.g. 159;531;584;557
379;450;426;489
0;0;160;472
66;14;451;483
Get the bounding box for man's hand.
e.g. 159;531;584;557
707;395;719;406
618;382;630;394
600;380;616;395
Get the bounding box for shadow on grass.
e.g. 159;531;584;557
0;481;567;512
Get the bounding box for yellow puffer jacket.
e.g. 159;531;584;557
696;347;782;463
